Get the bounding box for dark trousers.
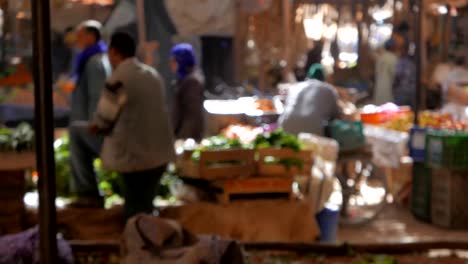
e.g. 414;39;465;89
122;165;167;221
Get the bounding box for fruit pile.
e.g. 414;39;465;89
382;112;414;132
221;124;263;144
419;111;466;131
254;98;276;112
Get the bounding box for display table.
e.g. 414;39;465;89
0;152;35;235
160;200;319;242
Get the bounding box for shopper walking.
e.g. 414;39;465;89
91;32;175;220
374;39;398;105
305;41;325;82
170;43;205;141
69;20;111;207
393;35;417;109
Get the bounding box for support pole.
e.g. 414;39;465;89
414;0;424;123
282;0;292;71
31;0;58;262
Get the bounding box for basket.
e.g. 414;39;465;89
179;149;256;180
409;127;428;163
411;162;431;222
425;130;468;169
431;168;468;229
257;148;313;177
328;120;365;152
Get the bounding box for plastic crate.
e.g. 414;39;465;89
328;120;365;152
431;168;468;229
409;127;427;162
411;162;431;222
425;130;468;169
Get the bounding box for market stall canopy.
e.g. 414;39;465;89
104;0;136;34
164;0;235;37
51;3;113;32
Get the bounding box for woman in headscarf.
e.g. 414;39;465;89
170;43;205;141
305;41;325;82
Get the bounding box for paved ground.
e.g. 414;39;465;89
26;202;468;245
246;253;468;263
338;204;468;244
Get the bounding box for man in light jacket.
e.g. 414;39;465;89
279;80;340;136
91;32;175;220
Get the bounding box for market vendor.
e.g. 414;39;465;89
91;32;175;220
279;79;340;136
170;43;205;141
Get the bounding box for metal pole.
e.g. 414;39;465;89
31;0;58;262
414;0;424;124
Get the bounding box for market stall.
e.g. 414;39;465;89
6;0;467;262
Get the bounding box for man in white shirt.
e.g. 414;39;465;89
374;39;398;105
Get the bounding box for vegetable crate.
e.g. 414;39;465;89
179;149;256;180
431;168;468;229
409;127;427;163
0;152;35;171
425;131;468;170
0;170;26;235
411;162;431;222
257;148;313;177
216;177;293;204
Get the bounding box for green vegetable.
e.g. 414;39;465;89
253;128;302;151
264;157;304;171
54;135;72;196
0;123;34;152
191;135;245;161
353;255;397;264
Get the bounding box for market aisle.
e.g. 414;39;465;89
339;204;468;244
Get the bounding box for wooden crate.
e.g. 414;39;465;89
179;149;256;180
217;177;293;204
257;148;313;177
0;152;35;170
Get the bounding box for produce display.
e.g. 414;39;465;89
254;98;276;113
221;124;263;144
381;112;414;132
180;128;308;177
191;135;244;161
253;128;302;151
254;129;307;172
419;111;466;131
0;123;34;152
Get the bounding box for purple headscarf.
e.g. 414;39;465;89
170;43;196;80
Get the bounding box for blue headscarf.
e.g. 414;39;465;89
170;43;196;80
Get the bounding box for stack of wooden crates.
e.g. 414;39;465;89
178;148;313;204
